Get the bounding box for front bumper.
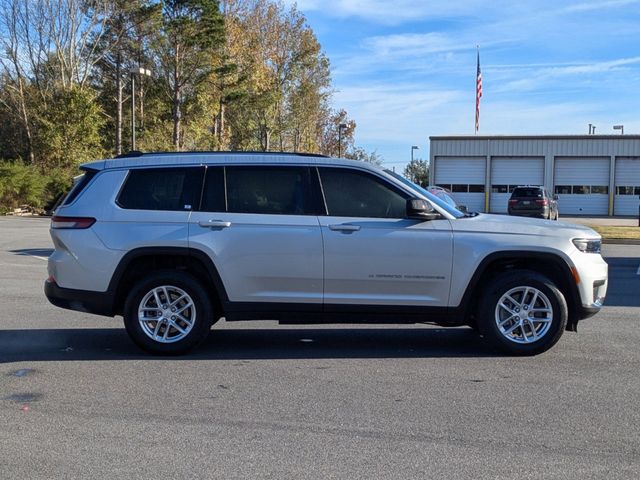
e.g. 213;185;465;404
44;278;115;317
571;254;608;320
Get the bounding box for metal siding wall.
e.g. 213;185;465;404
434;157;485;184
614;157;640;215
615;158;640;185
429;136;640;216
454;193;485;213
490;194;511;214
491;157;544;184
556;195;609;215
554;157;610;215
489;157;544;213
554;157;610;184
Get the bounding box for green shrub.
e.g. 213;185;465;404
0;161;48;213
0;161;76;214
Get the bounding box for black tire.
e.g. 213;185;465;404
477;270;568;356
123;270;214;355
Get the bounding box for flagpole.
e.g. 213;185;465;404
475;45;482;135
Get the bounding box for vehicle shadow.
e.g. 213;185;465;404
9;248;54;257
602;256;640;307
0;326;500;363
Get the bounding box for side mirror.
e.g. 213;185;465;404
457;205;468;213
407;198;439;220
553;194;559;200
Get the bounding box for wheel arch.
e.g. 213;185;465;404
109;247;228;317
457;251;581;331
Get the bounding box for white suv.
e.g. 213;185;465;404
45;152;608;356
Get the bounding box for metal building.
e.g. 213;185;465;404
429;135;640;216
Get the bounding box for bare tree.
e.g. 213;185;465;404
0;0;110;163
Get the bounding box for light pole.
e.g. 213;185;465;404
411;145;419;162
613;125;624;135
338;123;347;158
131;67;152;151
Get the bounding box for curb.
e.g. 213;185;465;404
602;238;640;245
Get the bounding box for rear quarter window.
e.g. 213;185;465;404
62;170;97;206
117;167;204;211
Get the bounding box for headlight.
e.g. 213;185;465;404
572;238;601;254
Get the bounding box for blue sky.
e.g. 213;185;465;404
283;0;640;172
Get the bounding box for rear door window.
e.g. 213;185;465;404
117;167;204;211
225;166;319;215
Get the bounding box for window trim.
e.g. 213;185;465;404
197;165;226;213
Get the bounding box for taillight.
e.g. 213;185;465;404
51;216;96;229
508;199;518;205
535;199;549;206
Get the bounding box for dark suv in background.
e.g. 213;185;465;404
508;186;559;220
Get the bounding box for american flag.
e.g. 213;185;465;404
475;48;482;133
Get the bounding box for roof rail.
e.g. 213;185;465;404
115;150;144;158
114;150;328;158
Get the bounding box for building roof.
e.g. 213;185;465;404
430;134;640;141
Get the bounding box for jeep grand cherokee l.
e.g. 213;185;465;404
45;152;608;356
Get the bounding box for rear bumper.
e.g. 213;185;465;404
508;209;548;218
44;279;115;317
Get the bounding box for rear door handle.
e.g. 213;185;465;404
198;219;231;228
329;224;361;232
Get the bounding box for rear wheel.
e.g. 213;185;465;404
477;270;568;355
123;271;214;355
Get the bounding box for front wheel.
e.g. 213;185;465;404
477;271;568;355
123;271;214;355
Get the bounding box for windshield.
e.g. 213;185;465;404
384;170;466;218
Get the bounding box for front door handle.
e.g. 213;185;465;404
198;219;231;229
329;224;361;232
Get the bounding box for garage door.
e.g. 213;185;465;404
554;157;609;215
614;157;640;216
434;156;485;213
490;157;544;213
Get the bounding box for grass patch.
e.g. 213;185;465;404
587;225;640;240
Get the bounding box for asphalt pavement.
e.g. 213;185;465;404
1;216;639;479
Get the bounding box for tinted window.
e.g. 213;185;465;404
200;167;226;212
512;188;543;198
555;185;571;194
226;166;316;215
319;168;408;218
591;185;608;194
63;170;97;205
118;167;204;211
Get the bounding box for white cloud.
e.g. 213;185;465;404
362;33;470;58
333;84;463;141
490;56;640;93
283;0;504;24
563;0;640;12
